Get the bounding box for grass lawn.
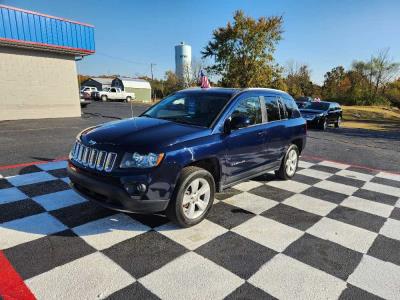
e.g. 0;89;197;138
342;106;400;131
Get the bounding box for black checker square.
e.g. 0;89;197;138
352;189;398;206
0;199;45;224
248;185;295;202
195;231;277;279
284;233;363;280
310;164;341;174
215;187;242;200
206;201;255;229
48;168;68;178
328;174;366;188
261;203;322;231
18;179;70;198
339;284;384;300
106;282;160;300
346;166;379;176
225;282;277;300
3;229;96;280
370;176;400;188
292;173;322;185
102;230;188;279
0;178;13;189
302;186;348;204
327;206;386;233
50;201;115;228
367;234;400;265
389;207;400;221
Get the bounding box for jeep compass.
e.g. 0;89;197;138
68;88;307;227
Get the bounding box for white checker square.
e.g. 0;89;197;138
232;180;263;192
341;196;393;218
140;252;244;300
61;177;70;184
283;194;337;216
307;217;377;253
319;160;350;170
26;252;135;299
297;168;332;180
249;254;346;300
266;180;310;193
362;182;400;198
6;172;56;186
232;216;304;252
376;171;400;182
379;218;400;241
32;189;86;211
335;169;374;182
0;187;28;205
0;212;67;250
224;192;278;214
348;255;400;300
72;213;150;250
37;160;67;171
314;180;358;196
298;160;314;169
156;219;227;250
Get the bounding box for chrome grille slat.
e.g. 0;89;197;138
71;141;117;172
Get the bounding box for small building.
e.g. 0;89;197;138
112;77;151;102
0;5;95;121
81;77;114;91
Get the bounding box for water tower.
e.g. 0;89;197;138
175;42;192;83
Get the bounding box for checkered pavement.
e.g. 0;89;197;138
0;158;400;299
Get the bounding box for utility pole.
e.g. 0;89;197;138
150;63;156;101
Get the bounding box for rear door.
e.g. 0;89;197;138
262;94;288;163
224;95;266;184
327;103;338;123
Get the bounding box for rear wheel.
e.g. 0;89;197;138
275;144;299;180
101;95;108;102
126;96;132;102
335;116;341;128
166;166;215;227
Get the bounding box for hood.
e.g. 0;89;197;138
80;117;209;152
299;109;325;115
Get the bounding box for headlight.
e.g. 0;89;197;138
120;152;164;168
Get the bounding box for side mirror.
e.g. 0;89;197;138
230;114;252;130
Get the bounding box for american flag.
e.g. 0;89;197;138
199;70;211;88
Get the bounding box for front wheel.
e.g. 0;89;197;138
101;95;108;102
125;96;132;102
319;118;327;130
275;144;299;180
166;166;215;227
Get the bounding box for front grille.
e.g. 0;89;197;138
70;141;117;172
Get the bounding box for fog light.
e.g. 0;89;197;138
124;183;147;195
137;183;147;193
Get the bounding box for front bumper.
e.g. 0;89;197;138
67;163;169;213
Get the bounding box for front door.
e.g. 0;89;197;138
224;96;266;184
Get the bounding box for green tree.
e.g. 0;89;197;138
202;10;284;88
285;62;313;98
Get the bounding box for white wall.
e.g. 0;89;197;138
0;46;81;121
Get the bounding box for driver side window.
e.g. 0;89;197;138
231;97;262;127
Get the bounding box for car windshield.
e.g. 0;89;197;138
303;102;330;111
142;92;233;127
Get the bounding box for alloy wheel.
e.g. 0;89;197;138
182;178;210;219
285;149;298;177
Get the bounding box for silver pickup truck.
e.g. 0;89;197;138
94;87;135;102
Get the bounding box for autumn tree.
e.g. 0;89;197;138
202;10;284;88
285;61;314;98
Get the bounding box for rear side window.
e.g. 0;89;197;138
231;97;262;126
282;95;301;119
264;96;281;122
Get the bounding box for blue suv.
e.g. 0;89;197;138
68;88;306;227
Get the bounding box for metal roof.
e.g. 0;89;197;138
116;77;151;89
0;5;95;56
89;77;114;85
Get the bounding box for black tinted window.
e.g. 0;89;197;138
283;95;300;118
264;96;280;122
231;97;262;126
278;99;288;119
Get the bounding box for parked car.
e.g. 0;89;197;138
80;98;92;108
94;87;135;102
299;101;342;130
68;88;306;227
295;96;313;108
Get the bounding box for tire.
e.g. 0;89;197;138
166;166;215;227
275;144;299;180
126;96;132;102
81;104;87;108
319;118;327;130
101;95;108;102
335;116;341;128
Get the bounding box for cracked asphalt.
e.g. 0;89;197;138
0;101;399;173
